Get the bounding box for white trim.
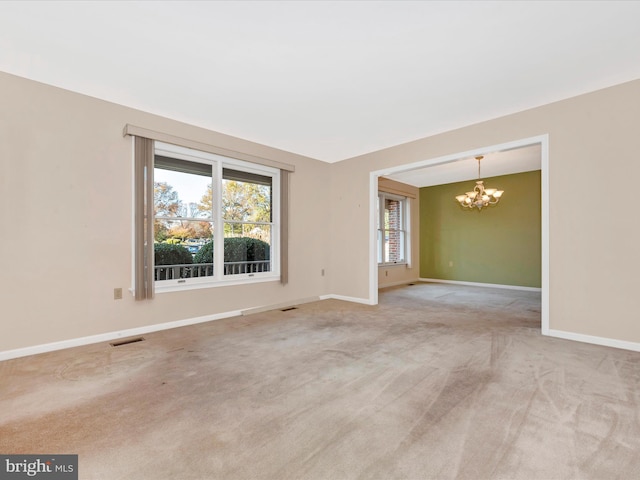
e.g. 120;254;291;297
374;136;549;177
5;296;637;365
540;137;550;335
369;173;380;305
0;310;243;362
0;293;376;362
370;134;550;336
320;294;375;305
241;296;321;315
405;197;412;268
154;275;280;293
379;279;421;289
548;329;640;353
419;278;542;292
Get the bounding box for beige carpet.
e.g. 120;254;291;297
1;283;640;479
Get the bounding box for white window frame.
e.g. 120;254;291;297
154;141;280;292
377;192;409;266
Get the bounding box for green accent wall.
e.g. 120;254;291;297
420;170;541;288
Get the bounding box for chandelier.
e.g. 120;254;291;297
455;156;504;210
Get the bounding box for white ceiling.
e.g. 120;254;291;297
1;1;639;164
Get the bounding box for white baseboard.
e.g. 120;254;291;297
4;294;639;361
0;294;374;362
0;310;243;362
548;329;640;353
378;279;421;289
419;278;542;292
320;294;375;305
241;296;321;315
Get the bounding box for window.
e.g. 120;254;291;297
377;192;408;265
153;142;279;290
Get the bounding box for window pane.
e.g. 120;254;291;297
221;169;273;276
154;220;214;280
224;222;271;242
224;222;271;276
384;198;401;230
155;161;213;220
222;170;271;223
384;230;405;264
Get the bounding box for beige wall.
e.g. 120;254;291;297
377;177;420;288
0;72;331;352
330;79;640;344
3;71;640;353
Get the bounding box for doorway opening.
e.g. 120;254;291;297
369;135;549;335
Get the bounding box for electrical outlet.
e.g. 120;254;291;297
114;288;123;300
321;269;325;276
449;261;454;267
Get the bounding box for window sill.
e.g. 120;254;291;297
378;262;408;268
154;275;281;294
